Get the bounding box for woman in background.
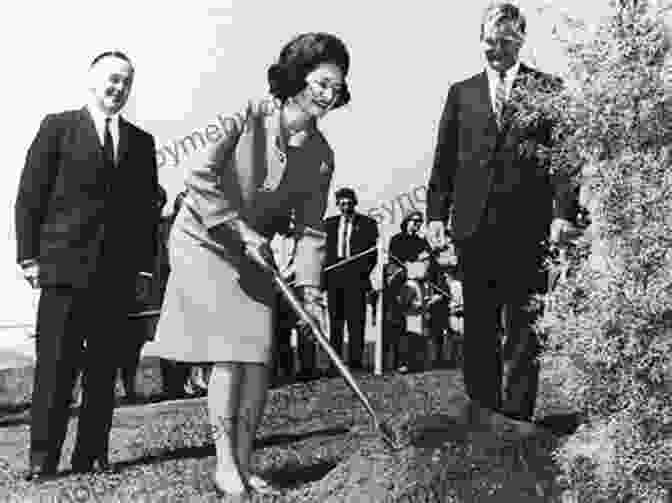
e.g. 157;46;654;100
383;212;431;372
149;32;350;500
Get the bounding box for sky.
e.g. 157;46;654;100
0;0;613;328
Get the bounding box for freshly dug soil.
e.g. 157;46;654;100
1;367;564;502
127;370;563;502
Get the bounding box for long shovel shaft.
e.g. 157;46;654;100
270;271;399;450
272;275;377;419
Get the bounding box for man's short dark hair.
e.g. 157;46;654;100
480;2;526;40
335;187;357;205
401;211;423;232
90;51;133;69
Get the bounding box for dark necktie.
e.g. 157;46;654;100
104;117;114;166
339;216;352;258
495;71;507;126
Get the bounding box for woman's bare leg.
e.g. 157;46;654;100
208;362;247;494
236;362;270;483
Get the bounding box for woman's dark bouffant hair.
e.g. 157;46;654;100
267;32;351;108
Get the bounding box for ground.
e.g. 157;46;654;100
0;359;574;502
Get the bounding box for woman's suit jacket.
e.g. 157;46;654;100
183;98;334;288
149;98;335;363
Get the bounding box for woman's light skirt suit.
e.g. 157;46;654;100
145;99;334;364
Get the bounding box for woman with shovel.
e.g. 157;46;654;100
148;33;351;501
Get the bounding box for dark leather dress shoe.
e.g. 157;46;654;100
24;463;58;482
535;412;583;436
71;456;115;475
25;452;59;482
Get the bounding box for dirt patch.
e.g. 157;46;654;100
0;369;566;501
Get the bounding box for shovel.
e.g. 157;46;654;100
247;246;402;451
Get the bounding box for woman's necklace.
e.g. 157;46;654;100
280;106;315;147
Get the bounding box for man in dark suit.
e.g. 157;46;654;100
324;188;379;371
15;51;158;479
426;3;577;424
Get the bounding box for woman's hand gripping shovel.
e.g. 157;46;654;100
245;245;402;451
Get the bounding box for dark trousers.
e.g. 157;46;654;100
381;290;407;370
327;281;367;369
274;295;296;377
119;323;148;398
458;209;548;420
30;274;133;469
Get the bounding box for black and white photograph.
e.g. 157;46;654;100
0;1;670;501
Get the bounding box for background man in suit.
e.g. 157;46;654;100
426;3;577;424
270;211;301;381
15;51;158;479
324;188;379;371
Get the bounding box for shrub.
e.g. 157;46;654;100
511;1;672;501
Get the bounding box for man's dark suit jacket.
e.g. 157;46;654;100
15;107;158;288
426;63;574;242
324;213;378;288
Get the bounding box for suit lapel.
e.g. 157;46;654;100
79;107;105;166
261;108;288;192
469;72;500;150
117;116;130;166
233;100;288;210
475;72;499;131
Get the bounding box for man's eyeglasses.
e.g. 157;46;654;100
482;37;520;51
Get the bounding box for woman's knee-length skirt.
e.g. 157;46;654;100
145;222;277;364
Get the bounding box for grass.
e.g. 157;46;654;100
0;355;577;502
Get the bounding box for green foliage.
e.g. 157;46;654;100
511;1;672;501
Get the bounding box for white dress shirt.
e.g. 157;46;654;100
485;60;521;115
87;103;121;163
337;215;354;259
271;234;298;278
86;103;152;279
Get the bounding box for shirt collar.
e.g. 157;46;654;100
486;60;521;84
86;102;121;128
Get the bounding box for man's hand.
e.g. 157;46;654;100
21;260;40;289
136;273;153;303
427;220;447;249
549;218;578;245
